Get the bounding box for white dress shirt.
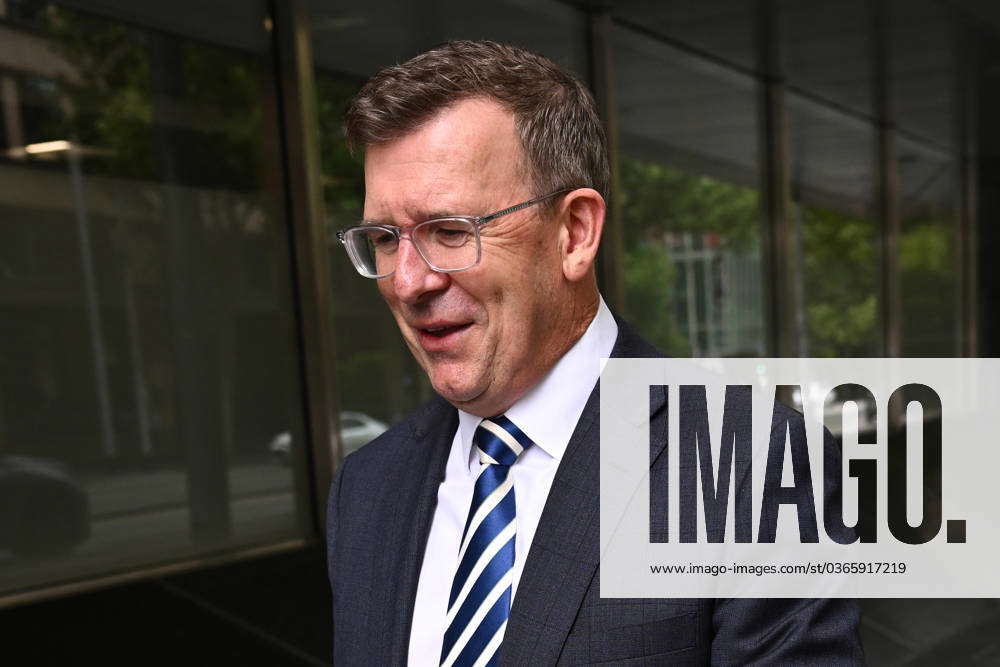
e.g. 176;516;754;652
407;297;618;665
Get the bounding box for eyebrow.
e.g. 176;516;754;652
362;208;478;226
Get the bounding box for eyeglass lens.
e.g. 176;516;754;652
344;218;479;277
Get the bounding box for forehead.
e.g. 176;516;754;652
362;98;528;219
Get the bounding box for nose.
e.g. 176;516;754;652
388;236;450;304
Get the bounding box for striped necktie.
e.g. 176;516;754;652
439;415;533;667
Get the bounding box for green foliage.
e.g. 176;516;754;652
899;218;957;354
315;75;365;227
800;205;879;357
899;220;952;274
42;6;155;178
178;42;263;189
623;239;689;355
806;295;878;357
38;6;266;188
620;158;759;250
619;157;760;355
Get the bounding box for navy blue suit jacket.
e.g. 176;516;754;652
327;319;865;665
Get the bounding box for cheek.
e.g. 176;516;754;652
376;281;395;306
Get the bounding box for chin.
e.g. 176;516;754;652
430;373;485;406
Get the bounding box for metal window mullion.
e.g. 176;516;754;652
756;0;799;358
957;21;979;358
874;0;901;358
588;10;626;316
271;0;339;535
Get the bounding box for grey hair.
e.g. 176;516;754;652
344;40;610;203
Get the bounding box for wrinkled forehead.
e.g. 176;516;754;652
361;98;531;221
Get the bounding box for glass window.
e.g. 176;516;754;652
0;1;309;596
890;0;959;149
612;0;757;73
782;0;961;357
614;23;765;357
308;0;588;82
779;0;875;117
892;0;961;355
787;93;880;357
897;138;960;356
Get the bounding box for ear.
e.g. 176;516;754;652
558;188;606;282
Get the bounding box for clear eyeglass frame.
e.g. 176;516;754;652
336;188;573;279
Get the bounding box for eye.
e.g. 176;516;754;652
369;229;397;249
430;222;473;248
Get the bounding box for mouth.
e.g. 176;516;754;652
414;321;473;350
421;323;471;337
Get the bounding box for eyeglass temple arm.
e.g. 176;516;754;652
477;188;574;225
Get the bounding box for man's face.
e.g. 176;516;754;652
363;97;568;416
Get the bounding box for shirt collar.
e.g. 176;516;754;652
456;296;618;471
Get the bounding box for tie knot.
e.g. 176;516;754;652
474;415;533;466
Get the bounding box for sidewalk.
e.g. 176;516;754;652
84;461;296;518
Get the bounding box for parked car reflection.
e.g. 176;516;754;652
268;411;389;463
0;456;90;559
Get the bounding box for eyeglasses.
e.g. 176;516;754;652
336;188;572;279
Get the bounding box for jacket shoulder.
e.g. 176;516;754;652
611;315;667;359
338;395;454;477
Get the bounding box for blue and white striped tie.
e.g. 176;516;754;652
439;415;533;667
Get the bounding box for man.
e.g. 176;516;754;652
327;40;864;665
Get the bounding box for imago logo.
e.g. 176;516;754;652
600;358;996;598
646;383;963;546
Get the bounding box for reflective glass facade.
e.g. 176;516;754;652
0;0;310;599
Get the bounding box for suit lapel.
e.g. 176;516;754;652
377;397;456;665
502;318;666;665
502;380;602;665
